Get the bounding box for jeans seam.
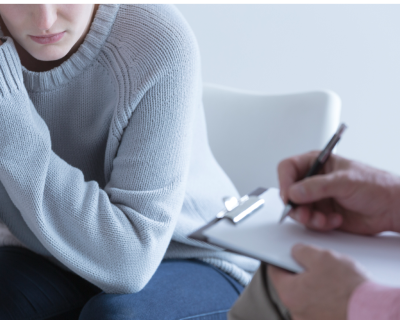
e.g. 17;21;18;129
178;309;230;320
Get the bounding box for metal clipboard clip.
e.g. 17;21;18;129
216;187;267;224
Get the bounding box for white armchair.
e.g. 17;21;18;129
203;83;341;196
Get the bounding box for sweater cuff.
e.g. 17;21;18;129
0;37;24;97
348;281;400;320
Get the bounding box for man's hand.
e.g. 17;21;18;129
278;151;400;234
268;244;367;320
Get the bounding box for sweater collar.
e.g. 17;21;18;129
19;4;120;92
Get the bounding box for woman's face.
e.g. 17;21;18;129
0;4;95;61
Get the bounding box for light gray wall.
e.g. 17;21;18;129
176;4;400;175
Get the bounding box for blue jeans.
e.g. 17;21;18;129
0;247;243;320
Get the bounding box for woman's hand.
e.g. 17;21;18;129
268;244;367;320
278;151;400;235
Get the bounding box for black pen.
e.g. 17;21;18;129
279;123;347;223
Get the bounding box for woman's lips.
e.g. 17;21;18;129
29;32;65;45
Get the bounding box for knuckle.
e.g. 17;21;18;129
336;170;359;196
334;171;346;180
337;170;356;183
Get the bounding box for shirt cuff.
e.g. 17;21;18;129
348;281;400;320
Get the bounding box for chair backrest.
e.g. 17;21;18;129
203;83;342;196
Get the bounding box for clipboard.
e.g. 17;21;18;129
189;187;400;287
189;187;268;243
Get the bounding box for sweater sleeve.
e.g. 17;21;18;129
0;34;199;293
348;281;400;320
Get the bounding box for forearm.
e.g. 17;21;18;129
0;84;181;293
0;37;197;293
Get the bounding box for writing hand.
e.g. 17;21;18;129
278;151;400;235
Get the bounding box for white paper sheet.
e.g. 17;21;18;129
203;188;400;287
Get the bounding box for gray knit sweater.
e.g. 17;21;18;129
0;4;259;293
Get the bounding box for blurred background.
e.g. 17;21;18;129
176;4;400;175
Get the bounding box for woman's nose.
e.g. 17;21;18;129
33;4;57;31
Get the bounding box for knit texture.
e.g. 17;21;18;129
0;4;259;293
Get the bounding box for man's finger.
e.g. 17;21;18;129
278;151;320;203
291;243;323;270
292;209;343;231
288;171;354;204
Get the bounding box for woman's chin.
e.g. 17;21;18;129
26;46;71;62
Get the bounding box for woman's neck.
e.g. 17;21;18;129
0;4;99;72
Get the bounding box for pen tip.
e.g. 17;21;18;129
279;204;292;224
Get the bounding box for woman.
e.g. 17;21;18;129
0;4;259;319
